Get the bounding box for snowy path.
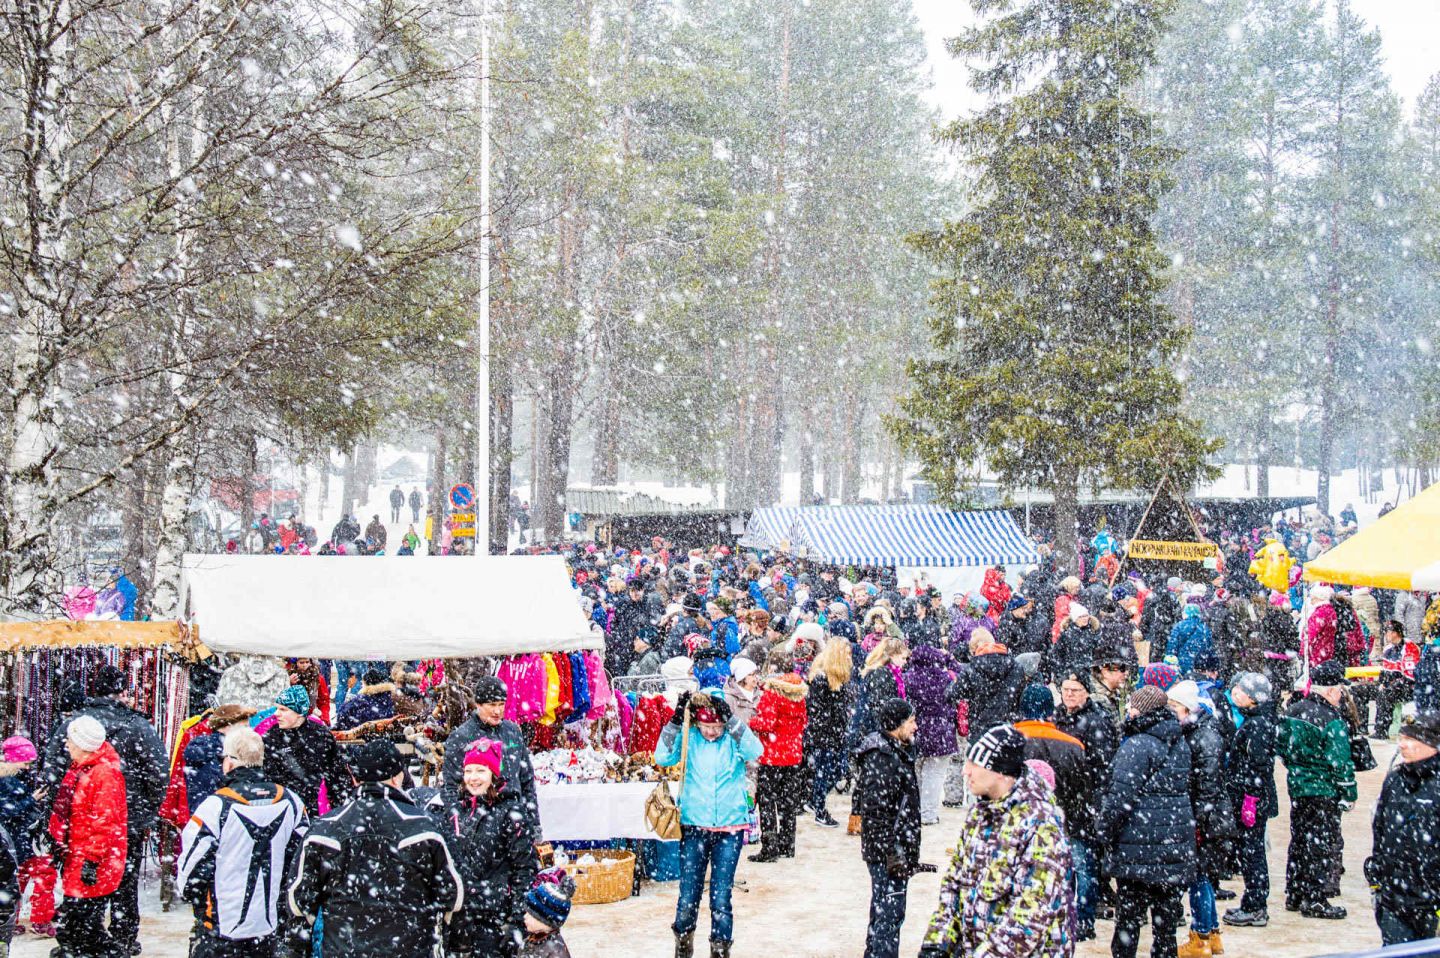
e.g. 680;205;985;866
10;742;1396;957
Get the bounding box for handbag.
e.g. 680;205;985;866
645;707;689;841
1349;724;1377;773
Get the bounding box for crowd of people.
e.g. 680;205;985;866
5;519;1440;958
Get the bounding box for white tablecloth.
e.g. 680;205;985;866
536;781;672;841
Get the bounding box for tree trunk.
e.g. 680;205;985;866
340;447;358;520
318;451;332;526
490;350;514;555
1052;464;1081;575
429;429;448;553
798;427;815;504
1254;415;1271;499
240;431;259;533
150;436;198;617
840;397;867;504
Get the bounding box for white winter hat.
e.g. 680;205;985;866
730;658;758;682
67;715;106;753
792;621;826;644
1311;585;1334;603
1167;680;1202;715
1069;603;1090;622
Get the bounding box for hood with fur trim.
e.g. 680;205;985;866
762;672;809;701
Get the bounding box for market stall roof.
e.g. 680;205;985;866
1303;483;1440;590
181;554;599;659
0;619;187;652
740;505;1040;568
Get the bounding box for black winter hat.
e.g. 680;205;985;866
350;740;407;783
59;681;88;714
1399;711;1440;749
363;669;388;686
966;725;1027;778
1310;660;1349;688
94;664;126;697
682;592;704;614
876;697;914;733
472;676;508;705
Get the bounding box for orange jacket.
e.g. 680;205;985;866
49;742;129;898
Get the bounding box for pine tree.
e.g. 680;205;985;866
893;0;1217;572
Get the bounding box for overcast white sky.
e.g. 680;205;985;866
912;0;1438;121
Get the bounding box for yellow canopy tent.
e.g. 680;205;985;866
1303;482;1440;590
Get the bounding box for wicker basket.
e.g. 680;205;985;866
561;849;636;905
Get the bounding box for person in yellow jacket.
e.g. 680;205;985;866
1249;538;1294;593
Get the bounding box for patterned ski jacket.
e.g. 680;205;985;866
920;769;1075;958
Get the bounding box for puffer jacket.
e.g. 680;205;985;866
1184;708;1237;877
904;646;960;758
859;664;903;735
1224;698;1279;820
287;783;463;958
749;674;808;766
1366;752;1440;910
1277;692;1356;803
803;675;855;753
854;732;921;870
654;718;762;827
0;763;38;861
920;770;1073;958
261;717;355;816
1101;710;1196;887
1168;608;1213;674
948;648;1025;736
49;742;129;899
431;783;538;952
1056;697;1120;795
334;683;397;731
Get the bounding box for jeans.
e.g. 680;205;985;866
1189;878;1217;934
1376;902;1440;946
1113;878;1182;958
673;827;743;944
1287;797;1341;905
809;748;846;814
915;756;950;823
1072;840;1097;932
1237;822;1269;912
865;860;908;958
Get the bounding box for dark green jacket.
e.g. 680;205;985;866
1277;693;1356;803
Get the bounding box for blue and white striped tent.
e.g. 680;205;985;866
739;505;1038;568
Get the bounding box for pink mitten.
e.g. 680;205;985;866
1241;794;1258;829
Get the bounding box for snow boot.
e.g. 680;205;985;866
1222;907;1268;928
1300;901;1347;920
710;941;731;958
1206;931;1225;954
1177;930;1212;958
676;931;695;958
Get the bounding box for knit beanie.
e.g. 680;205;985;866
2;736;38;763
876;697;915;733
966;725;1027;778
1020;684;1055;720
463;738;504;778
1231;671;1273;706
525;878;574;929
1141;662;1180;692
275;684;311;715
67;715;107;753
1129;685;1169;716
472;675;508;705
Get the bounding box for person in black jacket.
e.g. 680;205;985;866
1143;581;1184;665
0;819;16;955
41;664;167;955
855;698;922;958
1166;680;1236;957
995;596;1049;657
442;677;540;841
805;639;856;828
947;639;1025;737
1102;686;1196;958
1366;713;1440;945
1220;673;1279;928
1048;605;1099;684
607;582;655;677
1055;670;1121;938
261;687;354;818
431;739;539;958
287;741;463;958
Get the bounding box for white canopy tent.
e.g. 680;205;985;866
181;554;599;660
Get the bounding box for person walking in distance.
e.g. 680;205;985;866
1277;659;1356;919
855;698;923;958
48;716;129;958
409;487;423;523
389;485;404;523
920;724;1074;958
177;729;305;958
653;691;762;958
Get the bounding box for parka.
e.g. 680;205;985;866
748;674;808;767
948;647;1025;737
287;782;464;958
653;718;762;828
1223;697;1279;820
1366;752;1440;911
904;645;960;758
1100;710;1196;887
335;682;398;731
1277;692;1357;803
803;674;855;754
1055;697;1120;837
45;695;167;834
261;716;356;816
49;741;129;899
431;782;539;955
1168;607;1213;675
1016;719;1096;844
1048;622;1099;683
854;731;922;870
1183;708;1237;877
0;761;38;862
920;770;1073;958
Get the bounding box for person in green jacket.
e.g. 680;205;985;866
1277;660;1356;920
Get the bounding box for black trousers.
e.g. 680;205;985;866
107;833;144;948
1286;797;1342;905
1237;822;1270;913
1374;676;1413;736
1112;878;1182;958
189;930;278;958
58;895;119;958
756;765;801;856
1376;902;1440;946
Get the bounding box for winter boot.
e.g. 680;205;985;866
710;941;732;958
1222;907;1268;928
1176;930;1213;958
676;931;695;958
1206;931;1225;954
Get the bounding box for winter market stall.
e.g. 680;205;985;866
1303;481;1440;590
739;503;1040;598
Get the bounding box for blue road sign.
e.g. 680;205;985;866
449;483;476;510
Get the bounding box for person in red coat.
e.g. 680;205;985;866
48;715;129;958
747;672;808;863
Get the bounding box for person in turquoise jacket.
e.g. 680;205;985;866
654;689;761;958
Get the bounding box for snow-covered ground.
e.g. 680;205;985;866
10;741;1398;957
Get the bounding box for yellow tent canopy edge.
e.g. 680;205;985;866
1302;482;1440;591
0;619;190;652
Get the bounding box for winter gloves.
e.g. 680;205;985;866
1240;794;1258;829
